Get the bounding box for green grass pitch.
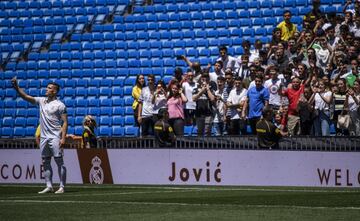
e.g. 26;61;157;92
0;184;359;221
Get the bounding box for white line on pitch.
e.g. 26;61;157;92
1;184;359;193
0;199;359;211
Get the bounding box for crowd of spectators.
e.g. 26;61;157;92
132;0;360;137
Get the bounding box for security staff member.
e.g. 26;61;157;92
256;106;287;149
154;109;176;147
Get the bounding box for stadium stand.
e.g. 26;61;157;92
0;0;348;137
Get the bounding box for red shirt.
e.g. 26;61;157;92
283;84;304;116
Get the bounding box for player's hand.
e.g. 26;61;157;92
11;77;19;89
138;116;142;124
59;138;65;153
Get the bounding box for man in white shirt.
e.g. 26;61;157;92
12;77;67;194
209;60;224;83
182;70;197;125
217;45;239;72
226;77;248;135
264;66;284;110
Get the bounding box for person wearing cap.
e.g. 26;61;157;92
276;10;298;41
154;109;176;148
256;106;287;149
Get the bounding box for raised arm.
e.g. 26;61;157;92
11;77;36;104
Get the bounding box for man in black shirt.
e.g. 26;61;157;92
256;106;287;149
154;109;176;147
192;73;216;136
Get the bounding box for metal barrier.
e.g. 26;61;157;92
1;136;360;152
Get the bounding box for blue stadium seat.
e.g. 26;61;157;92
240;19;252;27
99;127;112;136
125;126;139;136
112;126;125;136
3;117;14;127
2;128;13;137
125;116;135;125
27;118;38;127
101;107;112;116
88;107;100;116
15;118;26;127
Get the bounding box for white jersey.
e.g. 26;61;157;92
138;86;154;117
227;88;248;120
264;78;282;106
182;81;197;110
35;97;67;139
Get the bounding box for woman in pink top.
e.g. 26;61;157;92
167;83;188;136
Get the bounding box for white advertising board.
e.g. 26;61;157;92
1;149;360;187
107;149;360;187
0;149;82;184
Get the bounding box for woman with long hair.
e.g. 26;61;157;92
132;74;145;126
345;79;360;135
167;82;187;136
82;115;97;148
312;80;333;136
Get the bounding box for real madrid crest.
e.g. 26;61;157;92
89;156;104;184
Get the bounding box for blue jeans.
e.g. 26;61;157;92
213;122;225;136
314;110;331;136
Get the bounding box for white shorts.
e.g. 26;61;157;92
40;138;63;158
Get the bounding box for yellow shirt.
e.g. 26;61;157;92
132;85;142;110
35;125;40;138
277;21;298;41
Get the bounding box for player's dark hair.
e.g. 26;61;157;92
48;82;60;93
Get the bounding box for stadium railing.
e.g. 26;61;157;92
1;136;360;152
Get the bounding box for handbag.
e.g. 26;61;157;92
337;111;350;129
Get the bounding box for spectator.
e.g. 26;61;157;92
217;45;239;72
209;60;224;83
227;76;248;135
268;47;290;73
167;82;187;136
297;87;314;135
264;66;284;110
82;115;97;148
280;75;312;136
345;79;360;135
342;58;360;87
313;80;333;136
192;73;216;136
277;10;298;41
333;78;350;135
312;37;333;72
152;80;168;117
256;106;287;149
249;39;263;63
244;74;270;134
132;74;145;127
350;15;360;38
138;74;156;137
154;109;176;148
236;54;250;79
213;76;227;136
224;70;235;134
304;0;323;29
271;28;282;46
182;69;197;126
325;25;340;50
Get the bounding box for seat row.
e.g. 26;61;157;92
135;0;312;14
0;125;139;137
0;0;127;10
